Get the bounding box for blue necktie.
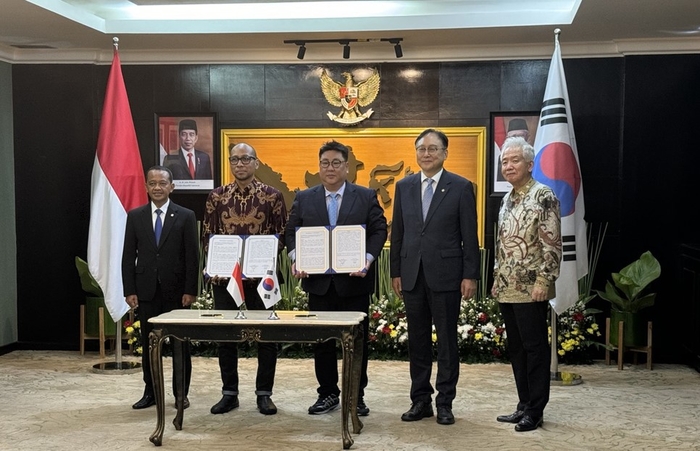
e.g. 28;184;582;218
422;178;434;220
328;193;339;226
154;209;163;245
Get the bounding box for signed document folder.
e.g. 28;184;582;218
295;225;366;274
206;234;279;278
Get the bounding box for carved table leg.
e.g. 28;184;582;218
172;338;188;430
350;324;364;435
340;329;355;450
148;330;165;446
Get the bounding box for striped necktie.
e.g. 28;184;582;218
422;178;434;220
328;193;340;226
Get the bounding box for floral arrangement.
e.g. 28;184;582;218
368;293;508;363
124;318;142;356
549;294;603;364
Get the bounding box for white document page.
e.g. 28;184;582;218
206;235;243;278
242;235;279;278
331;225;366;273
295;226;330;274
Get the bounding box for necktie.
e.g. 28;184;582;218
328;193;339;226
187;152;195;179
154;209;163;245
422;178;434;220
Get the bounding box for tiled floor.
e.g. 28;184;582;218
1;351;699;450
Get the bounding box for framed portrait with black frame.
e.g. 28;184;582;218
155;113;219;192
490;111;540;195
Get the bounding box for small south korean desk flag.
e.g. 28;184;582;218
258;266;281;309
227;262;245;307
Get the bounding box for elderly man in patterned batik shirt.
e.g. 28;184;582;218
492;136;562;433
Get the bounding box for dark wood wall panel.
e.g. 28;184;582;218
11;56;699;362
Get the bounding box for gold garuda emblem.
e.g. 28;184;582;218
321;69;380;126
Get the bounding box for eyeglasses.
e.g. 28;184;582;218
320;159;345;169
415;146;445;155
229;156;257;165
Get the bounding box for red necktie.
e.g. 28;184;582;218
187;152;195;179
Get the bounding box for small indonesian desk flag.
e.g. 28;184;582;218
258;267;281;309
227;262;245;307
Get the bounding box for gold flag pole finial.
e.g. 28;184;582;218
113;36;119;51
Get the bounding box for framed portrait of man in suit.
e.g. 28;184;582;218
490;112;539;195
155;112;218;192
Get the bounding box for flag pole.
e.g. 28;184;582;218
542;28;582;386
90;37;141;374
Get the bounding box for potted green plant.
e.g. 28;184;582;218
75;256;119;336
595;250;661;347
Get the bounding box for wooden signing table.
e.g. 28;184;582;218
147;310;366;449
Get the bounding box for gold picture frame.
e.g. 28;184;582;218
220;127;486;245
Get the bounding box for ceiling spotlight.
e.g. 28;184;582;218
384;38;403;58
297;44;306;60
342;41;351;59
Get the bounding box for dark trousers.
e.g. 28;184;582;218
498;301;551;418
403;265;461;407
212;284;277;396
308;281;370;399
139;284;192;398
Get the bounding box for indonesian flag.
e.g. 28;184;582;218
87;45;147;322
257;265;281;309
227;262;246;307
532;32;588;315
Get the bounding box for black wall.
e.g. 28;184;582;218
12;56;700;362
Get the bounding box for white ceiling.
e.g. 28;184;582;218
1;0;700;64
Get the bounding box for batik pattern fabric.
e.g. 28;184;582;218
494;178;562;303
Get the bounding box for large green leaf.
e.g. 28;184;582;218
75;256;104;297
595;251;660;313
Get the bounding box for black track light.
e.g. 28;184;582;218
394;43;403;58
342;42;351;59
297;44;306;60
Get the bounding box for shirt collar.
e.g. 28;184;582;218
512;177;536;196
421;169;444;186
151;199;170;214
325;181;347;198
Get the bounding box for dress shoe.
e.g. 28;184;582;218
132;393;155;409
356;397;370;417
210;395;239;414
256;395;277;415
496;410;524;424
173;397;190;409
436;405;455;425
400;401;433;421
515;415;543;432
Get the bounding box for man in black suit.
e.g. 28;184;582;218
122;165;199;409
285;140;387;417
390;129;480;425
164;119;213;180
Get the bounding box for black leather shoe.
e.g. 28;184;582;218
132;393;155;409
173;397;190;409
436;405;455;425
257;395;277;415
515;415;543;432
400;401;433;421
210;395;239;414
497;410;524;423
357;397;370;417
